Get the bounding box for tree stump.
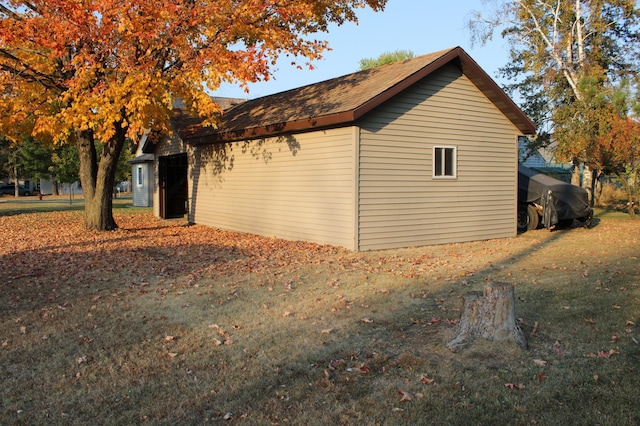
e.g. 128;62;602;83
446;282;527;351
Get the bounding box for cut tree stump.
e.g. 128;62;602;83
447;282;527;351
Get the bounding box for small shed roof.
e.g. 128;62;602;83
129;153;155;164
176;47;535;143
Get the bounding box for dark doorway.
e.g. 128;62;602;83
159;153;188;219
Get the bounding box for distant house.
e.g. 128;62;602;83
518;136;547;168
151;47;535;251
518;137;574;183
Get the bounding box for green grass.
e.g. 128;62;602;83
0;207;638;425
0;195;137;217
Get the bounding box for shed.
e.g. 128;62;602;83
153;47;535;251
129;131;155;208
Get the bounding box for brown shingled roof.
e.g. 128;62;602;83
178;47;535;143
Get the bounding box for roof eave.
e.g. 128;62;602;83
189;111;357;145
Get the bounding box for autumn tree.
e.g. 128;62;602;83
0;0;386;230
469;0;640;203
358;49;414;70
587;84;640;216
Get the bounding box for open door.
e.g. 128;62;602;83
159;153;188;219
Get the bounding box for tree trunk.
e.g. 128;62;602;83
571;161;581;187
618;173;636;218
583;165;595;206
447;282;527;351
75;124;126;231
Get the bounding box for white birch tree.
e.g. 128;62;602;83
469;0;640;201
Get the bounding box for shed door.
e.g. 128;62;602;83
159;153;188;219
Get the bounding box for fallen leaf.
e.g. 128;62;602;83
584;318;596;324
626;320;636;326
533;359;547;367
360;318;373;323
223;412;233;420
420;375;435;384
398;390;414;402
213;338;222;346
165;335;175;342
593;374;599;382
531;321;539;337
504;383;525;390
329;359;345;369
321;328;333;334
167;352;178;358
358;364;370;374
537;373;545;381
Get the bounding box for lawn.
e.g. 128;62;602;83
0;204;638;425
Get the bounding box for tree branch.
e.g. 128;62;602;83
0;49;64;92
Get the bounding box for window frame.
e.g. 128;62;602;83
136;165;144;187
432;146;457;179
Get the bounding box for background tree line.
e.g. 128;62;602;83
0;136;132;196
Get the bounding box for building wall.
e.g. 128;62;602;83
132;162;153;207
357;64;520;251
190;127;358;249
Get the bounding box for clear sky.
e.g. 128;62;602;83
214;0;511;100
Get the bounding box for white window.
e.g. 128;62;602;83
433;146;457;178
137;165;144;187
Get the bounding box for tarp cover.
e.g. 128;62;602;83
518;165;593;228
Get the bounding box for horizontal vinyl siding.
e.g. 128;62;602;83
191;127;356;249
357;64;519;251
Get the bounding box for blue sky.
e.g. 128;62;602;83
214;0;511;100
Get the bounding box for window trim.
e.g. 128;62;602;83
136;165;144;187
433;146;457;179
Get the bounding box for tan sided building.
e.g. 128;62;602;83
148;47;535;251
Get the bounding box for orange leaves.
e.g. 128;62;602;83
0;0;386;146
